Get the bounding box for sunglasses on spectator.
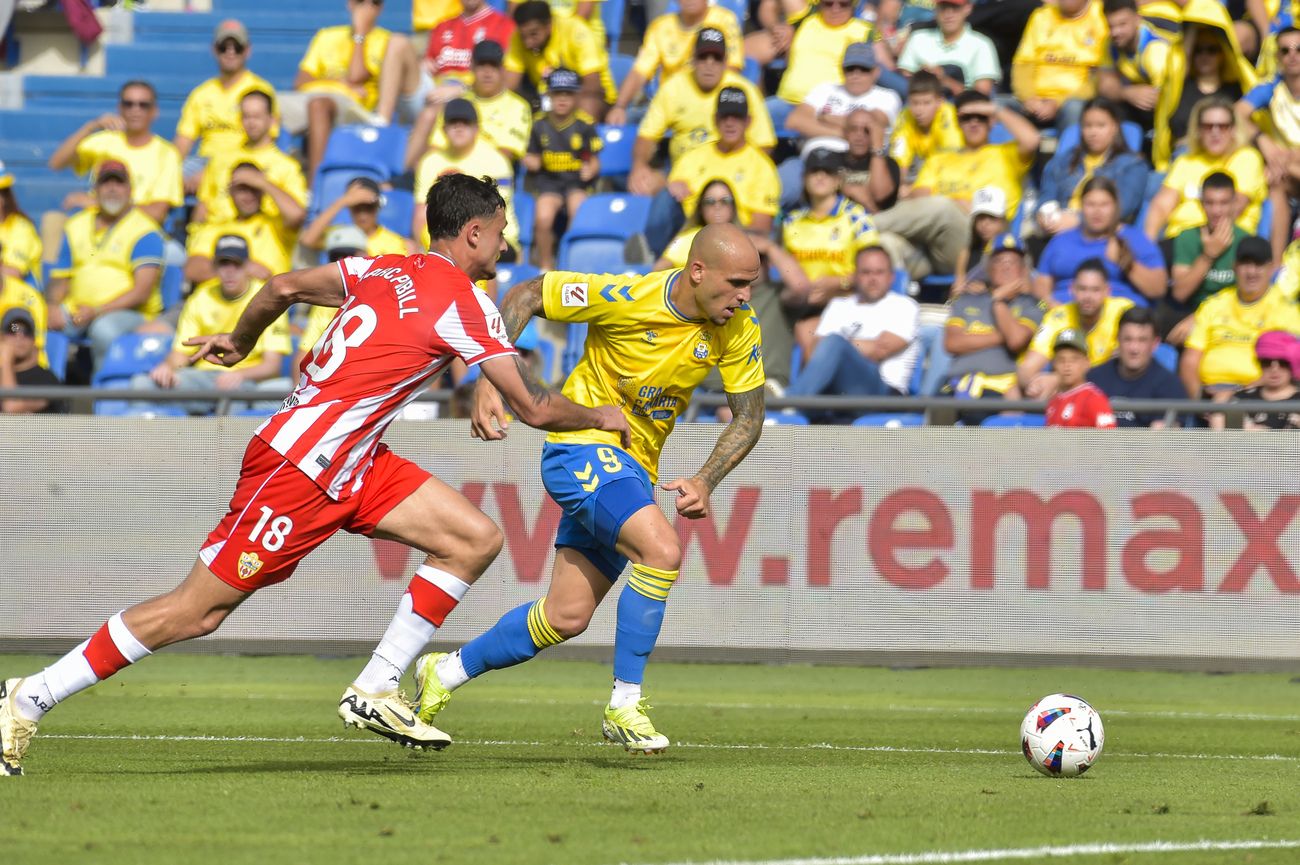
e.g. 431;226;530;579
1259;358;1290;369
217;41;246;55
821;0;853;8
355;0;383;5
701;196;734;207
957;113;991;124
120;99;153;109
1280;45;1300;56
1199;120;1232;131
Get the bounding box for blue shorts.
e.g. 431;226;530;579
540;442;655;582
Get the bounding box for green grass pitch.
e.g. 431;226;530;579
1;654;1297;865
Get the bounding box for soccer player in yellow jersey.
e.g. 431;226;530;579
1018;258;1134;397
608;0;745;126
173;20;278;185
48;81;183;226
1011;0;1107;129
505;1;615;121
413;224;767;753
1181;236;1300;399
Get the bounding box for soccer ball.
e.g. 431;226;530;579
1020;693;1104;777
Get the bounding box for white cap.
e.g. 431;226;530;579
970;186;1007;218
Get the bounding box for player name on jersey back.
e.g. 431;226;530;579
255;253;516;501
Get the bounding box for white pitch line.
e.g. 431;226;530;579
616;838;1300;865
39;733;1300;763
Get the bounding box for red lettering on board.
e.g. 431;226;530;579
868;488;953;589
677;486;761;586
1122;492;1203;592
806;487;864;586
1219;494;1300;593
970;490;1107;590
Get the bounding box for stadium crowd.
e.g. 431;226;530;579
3;0;1300;428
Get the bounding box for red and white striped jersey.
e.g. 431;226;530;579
255;253;516;500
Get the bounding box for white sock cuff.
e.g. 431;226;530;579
414;565;471;602
108;612;151;663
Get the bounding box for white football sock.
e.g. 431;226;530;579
15;639;98;721
435;650;470;691
353;593;436;693
610;678;642;709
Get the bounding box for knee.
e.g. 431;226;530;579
308;97;335;120
633;538;681;573
463;516;503;570
544;601;593;640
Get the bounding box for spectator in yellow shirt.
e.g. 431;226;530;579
1018;257;1134;397
48;81;183;226
1097;0;1170;127
607;0;744;126
132;234;292;415
504;0;615;121
628;28;774;195
0;265;48;368
186;163;297;284
173;20;278;192
646;87;781;252
46;162;165;368
771;0;879;129
1181;236;1300;400
1143;95;1272;249
195;90;308;231
406;40;533;169
0;167;42;286
301;177;416;259
889;71;964;186
1010;0;1108;130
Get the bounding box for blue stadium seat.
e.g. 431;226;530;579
514;189;535;261
557;193;652;271
852;412;925;427
766;411;810;425
980;413;1046;428
310;167;385;221
742;57;762;86
559;237;628;272
1055;121;1143;155
494;262;541;289
1153;342;1179;373
379;188;415;238
1258;196;1273;242
610;53;636;91
602;0;627;47
890;269;910;295
160;265;184;312
561;322;588;377
318;125;409;180
44;330;70;382
714;0;749;21
92;332;173;387
597;124;636;178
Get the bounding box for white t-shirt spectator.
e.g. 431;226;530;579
815;293;921;392
800;83;902;158
897;27;1001;89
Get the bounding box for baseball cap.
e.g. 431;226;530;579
547;67;581;93
1235;235;1272;265
214;234;250;264
695;27;727;58
716;86;750;118
0;160;12;191
2;307;35;335
96;160;130;183
842;42;877;70
472;39;505;66
213;18;249;48
970;186;1007;218
1052;327;1089;355
326;224;368;257
987;231;1024;255
443;98;479;124
805;147;845;174
937;0;971;7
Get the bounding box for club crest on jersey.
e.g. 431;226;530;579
561;282;589;307
238;551;264;581
693;340;710;360
643;330;657;344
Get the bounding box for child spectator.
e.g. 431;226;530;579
1045;328;1119;428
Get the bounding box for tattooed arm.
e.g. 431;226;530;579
663;385;766;519
497;276;546;341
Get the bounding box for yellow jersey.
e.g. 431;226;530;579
0;212;42;284
0;274;49;367
365;225;412;257
298;26;393;111
541;268;765;480
913;141;1035;216
52;208;165;317
1028;295;1134;364
299;303;336;358
889;103;963;178
1161;148;1268;238
1101;23;1170;88
187;213;295;277
177;278;292;373
414;0;461;30
414;138;519;249
660;225;702;268
633;7;745;82
668;142;780;227
430;88;534;160
1187;286;1300;386
73;131;183;210
1012;0;1107;102
505;16;616;104
198;139;308;225
781;196;881;280
639;70;775;161
176;71;279;158
1274;238;1300;302
777;15;875;105
549;0;607;49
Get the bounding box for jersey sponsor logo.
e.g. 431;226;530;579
632;384;681;420
486;312;507;341
237;551;265;581
561;282;588;306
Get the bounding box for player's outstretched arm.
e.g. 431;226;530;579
664;385;765;520
476;354;630;447
185;263;346;367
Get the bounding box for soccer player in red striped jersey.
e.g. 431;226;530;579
0;174;629;776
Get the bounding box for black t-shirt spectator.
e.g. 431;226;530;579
15;366;67;414
1087;358;1188;427
1235;386;1300;430
843;152;900;212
